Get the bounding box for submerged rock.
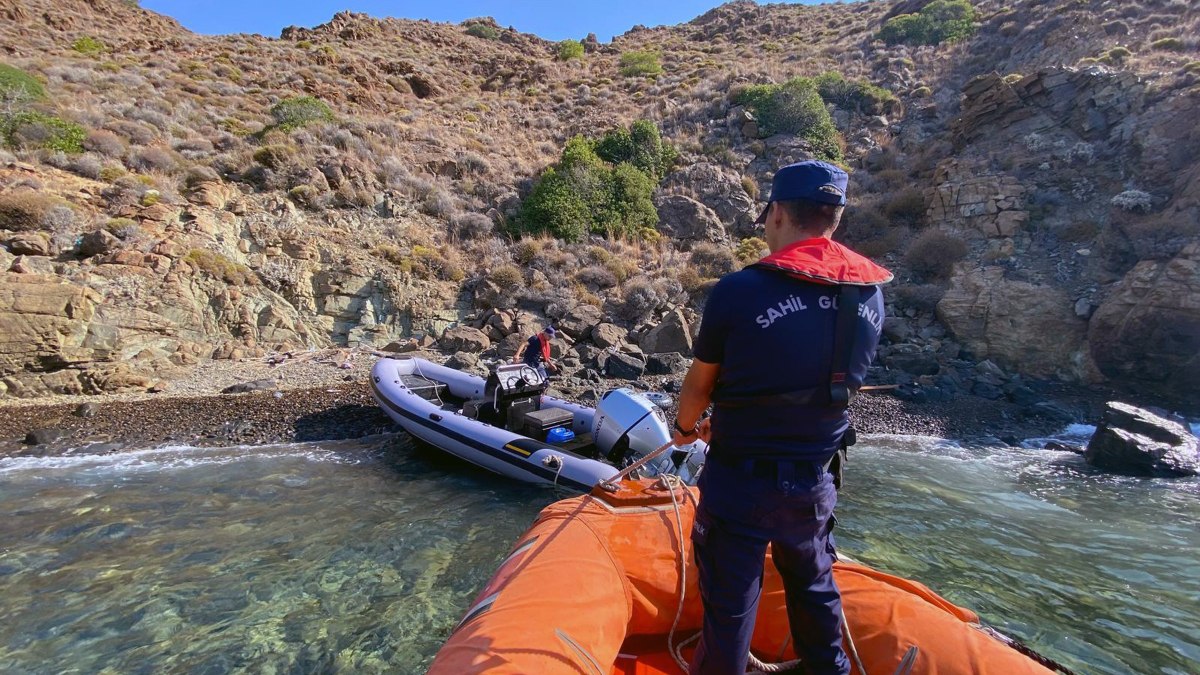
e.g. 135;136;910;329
1084;402;1199;477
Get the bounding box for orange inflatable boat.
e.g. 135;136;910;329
430;478;1068;675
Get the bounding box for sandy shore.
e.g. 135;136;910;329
1;351;1123;460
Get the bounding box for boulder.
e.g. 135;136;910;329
221;379;276;394
0;273;100;378
1084;402;1199;477
24;427;66;445
660;163;757;237
936;266;1087;378
446;351;482;373
73;402;100;418
646;352;689;376
1087;243;1200;403
884;345;940;376
590;322;628;350
557;304;603;341
497;333;525;360
439;325;490;353
7;233;51;256
187;180;240;209
653;195;728;250
79;229;121;258
639;309;693;355
600;351;646;380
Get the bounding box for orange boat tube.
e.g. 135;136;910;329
430;478;1060;675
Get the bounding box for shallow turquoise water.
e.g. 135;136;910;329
0;433;1196;674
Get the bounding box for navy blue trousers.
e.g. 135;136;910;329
689;456;849;675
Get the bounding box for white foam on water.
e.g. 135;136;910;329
0;442;360;476
1060;423;1097;439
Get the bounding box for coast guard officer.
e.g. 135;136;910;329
672;160;892;675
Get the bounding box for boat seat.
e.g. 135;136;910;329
462;398;489;420
401;374;449;402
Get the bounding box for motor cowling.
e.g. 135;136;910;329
592;388;705;483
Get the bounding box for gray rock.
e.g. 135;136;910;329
1084;402;1199;477
639;309;693;355
7;233;51;256
971;381;1004;400
590;322;628;350
79;229;121;258
654;195;728;249
646;352;689;376
439;325;490;353
557;304;603;341
446;351;481;372
24;427;66;445
601;351;646;380
885;346;939;376
221;379;276;394
882;316;912;342
73;402;100;418
1031;401;1078;423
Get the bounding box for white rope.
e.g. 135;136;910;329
843;608;868;675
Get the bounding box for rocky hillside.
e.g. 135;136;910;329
0;0;1197;408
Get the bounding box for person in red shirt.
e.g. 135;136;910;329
513;326;559;379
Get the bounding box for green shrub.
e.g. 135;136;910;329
1184;61;1200;74
735;77;844;162
1150;37;1185;52
185;249;259;285
491;264;523;290
879;0;977;46
904;229;967;281
0;63;46;102
557;39;585;61
735;237;769;265
268;95;334;132
518;129;666;242
594;119;678;181
464;23;499;40
374;243;406;266
253;144;295;169
619;50;663;78
1100;46;1133;64
71;36;107;57
813;72;897;115
1;111;86;153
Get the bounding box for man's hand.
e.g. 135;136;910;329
671;418;698;446
696;418;712;443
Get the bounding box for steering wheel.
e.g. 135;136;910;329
504;365;542;389
519;364;541;385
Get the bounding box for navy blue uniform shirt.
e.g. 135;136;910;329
694;267;884;460
522;335;544;367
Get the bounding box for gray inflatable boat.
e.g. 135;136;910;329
370;356;706;492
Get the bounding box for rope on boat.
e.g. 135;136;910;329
655;473;812;675
596;440;678;492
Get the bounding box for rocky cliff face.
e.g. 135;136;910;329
0;0;1197;407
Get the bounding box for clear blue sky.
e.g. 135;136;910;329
141;1;829;42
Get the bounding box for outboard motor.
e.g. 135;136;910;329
592;388;705;483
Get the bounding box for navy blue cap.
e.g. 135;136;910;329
543;326;556;337
755;160;848;223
